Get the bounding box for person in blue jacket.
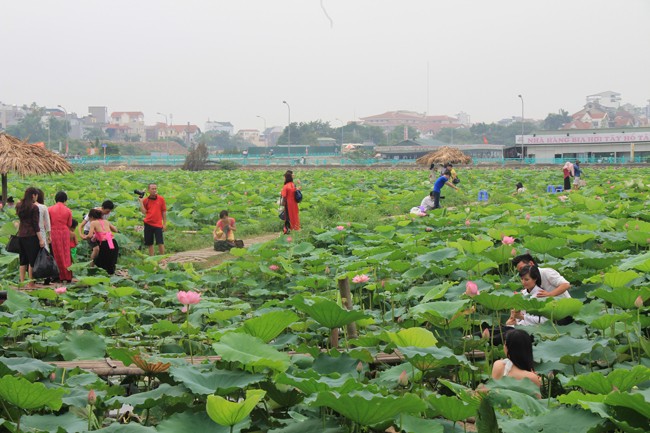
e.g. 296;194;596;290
431;169;458;209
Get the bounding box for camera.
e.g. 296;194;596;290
134;189;145;199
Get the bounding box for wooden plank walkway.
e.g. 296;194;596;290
49;352;405;376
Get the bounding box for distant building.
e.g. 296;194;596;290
0;102;26;129
110;111;145;140
88;106;109;124
586;91;621;109
359;110;464;137
205;121;234;135
236;129;264;146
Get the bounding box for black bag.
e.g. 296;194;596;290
32;248;59;279
294;189;303;203
214;241;232;252
279;209;286;220
6;235;20;254
234;239;244;248
452;177;460;185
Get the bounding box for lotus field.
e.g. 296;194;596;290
0;167;649;433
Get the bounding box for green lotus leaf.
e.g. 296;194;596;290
496;406;605;433
290;295;368;328
169;365;265;396
374;225;396;233
311;390;426;426
483;244;516;265
618;251;650;272
398;414;444;433
427;394;478;422
603;270;640;289
59;331;107;361
75;275;111;286
627;230;650;246
567;233;597;244
402;266;427;280
106;286;139;297
455;239;494;254
523;236;566;254
592;287;643;309
20;412;88;433
108;383;189;409
239;310;299;343
0;375;65;410
535;336;604;365
410;300;469;321
473;292;528;311
206;389;266;427
398;346;472;371
532;298;583;321
386;327;437;348
605;389;650;419
213;333;290;372
276;372;362;396
157;411;236;433
589;312;633;330
93;422;159;432
0;356;55;377
414;248;458;263
267;418;345;433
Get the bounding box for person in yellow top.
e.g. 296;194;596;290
445;163;459;185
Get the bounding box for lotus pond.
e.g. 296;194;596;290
0;167;649;433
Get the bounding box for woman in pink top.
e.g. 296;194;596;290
48;191;73;282
82;209;119;274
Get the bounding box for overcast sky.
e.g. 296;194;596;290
2;0;649;131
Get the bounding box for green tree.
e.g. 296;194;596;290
277;120;336;146
6;106;69;145
83;127;107;141
435;127;475;144
386;125;419;144
336;122;386;145
542;109;572;130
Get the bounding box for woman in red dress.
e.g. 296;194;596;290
281;171;300;233
48;191;73;282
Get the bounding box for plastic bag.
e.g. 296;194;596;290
32;248;59;279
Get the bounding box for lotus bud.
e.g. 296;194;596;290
482;328;490;339
548;371;555;380
635;296;644;309
511;248;517;256
50;372;56;381
425;227;433;232
398;370;408;386
286;236;292;242
356;362;363;373
325;266;330;274
88;389;97;405
525;213;531;221
624;223;629;229
465;219;470;227
635;225;639;230
465;281;479;296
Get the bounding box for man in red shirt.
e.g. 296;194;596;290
139;183;167;256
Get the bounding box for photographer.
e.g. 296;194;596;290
138;183;167;256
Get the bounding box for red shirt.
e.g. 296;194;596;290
143;195;167;228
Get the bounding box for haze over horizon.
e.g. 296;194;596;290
2;0;649;131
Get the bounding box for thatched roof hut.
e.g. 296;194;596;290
0;133;73;206
415;146;472;166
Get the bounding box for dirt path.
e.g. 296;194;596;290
161;233;280;265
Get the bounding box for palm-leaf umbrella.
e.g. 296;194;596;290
0;133;73;207
415;146;472;166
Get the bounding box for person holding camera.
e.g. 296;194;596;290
138;183;167;256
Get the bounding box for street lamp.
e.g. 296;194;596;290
256;115;267;146
282;101;291;159
518;94;524;162
57;105;68;154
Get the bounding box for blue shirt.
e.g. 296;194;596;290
433;175;448;192
574;164;581;177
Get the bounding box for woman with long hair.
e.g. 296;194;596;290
281;170;300;233
562;161;573;191
491;329;540;388
48;191;73;282
16;187;45;287
82;208;119;274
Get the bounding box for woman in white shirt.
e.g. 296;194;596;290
36;189;51;252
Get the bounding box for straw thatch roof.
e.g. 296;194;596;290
415;146;472;166
0;133;73;206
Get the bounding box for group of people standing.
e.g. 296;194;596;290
562;160;584;191
12;187;120;287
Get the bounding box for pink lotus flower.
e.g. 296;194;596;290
286;236;292;242
635;296;644;308
269;264;280;271
610;185;615;189
558;195;568;202
352;274;370;284
54;287;67;295
425;227;433;232
607;180;611;184
336;225;345;231
398;370;409;386
465;219;471;227
465;281;479;296
244;191;248;195
181;306;188;313
525;214;531;221
347;222;351;227
511;248;517;256
88;389;97;405
502;236;515;245
177;290;201;306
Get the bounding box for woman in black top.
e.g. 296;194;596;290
16;187;45;287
